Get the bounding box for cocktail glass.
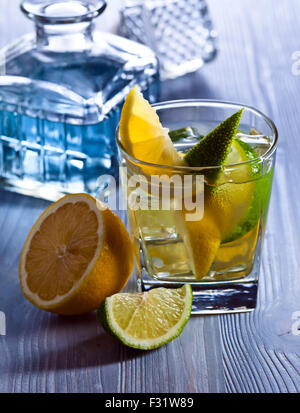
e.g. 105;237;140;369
116;100;278;314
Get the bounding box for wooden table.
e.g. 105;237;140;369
1;0;300;393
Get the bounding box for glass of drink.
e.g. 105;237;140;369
116;100;278;314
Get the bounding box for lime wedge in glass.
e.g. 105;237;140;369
222;138;273;243
184;109;244;180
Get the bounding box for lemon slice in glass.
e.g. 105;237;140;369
119;86;184;167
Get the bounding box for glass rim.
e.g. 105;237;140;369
116;98;278;172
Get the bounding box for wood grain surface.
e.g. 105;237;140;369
0;0;300;393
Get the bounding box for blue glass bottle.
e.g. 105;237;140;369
0;0;159;200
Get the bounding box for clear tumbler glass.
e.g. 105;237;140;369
117;100;278;314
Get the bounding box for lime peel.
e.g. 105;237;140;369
184;109;244;181
97;285;193;350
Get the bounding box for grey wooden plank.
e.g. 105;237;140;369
0;0;300;393
0;196;226;390
206;0;300;393
0;189;225;393
162;0;300;392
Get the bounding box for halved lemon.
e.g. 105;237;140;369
19;194;134;315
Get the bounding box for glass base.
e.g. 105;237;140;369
136;221;261;314
139;275;258;315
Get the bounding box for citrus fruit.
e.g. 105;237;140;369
175;212;221;279
222;138;273;243
184;109;244;180
207;138;257;238
97;285;192;350
177;134;263;280
175;137;260;280
19;193;134;315
168;126;203;142
172;109;253;280
119;86;185;167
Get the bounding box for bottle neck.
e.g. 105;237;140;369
21;0;107;52
36;20;94;52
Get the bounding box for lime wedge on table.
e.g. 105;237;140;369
97;285;192;350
